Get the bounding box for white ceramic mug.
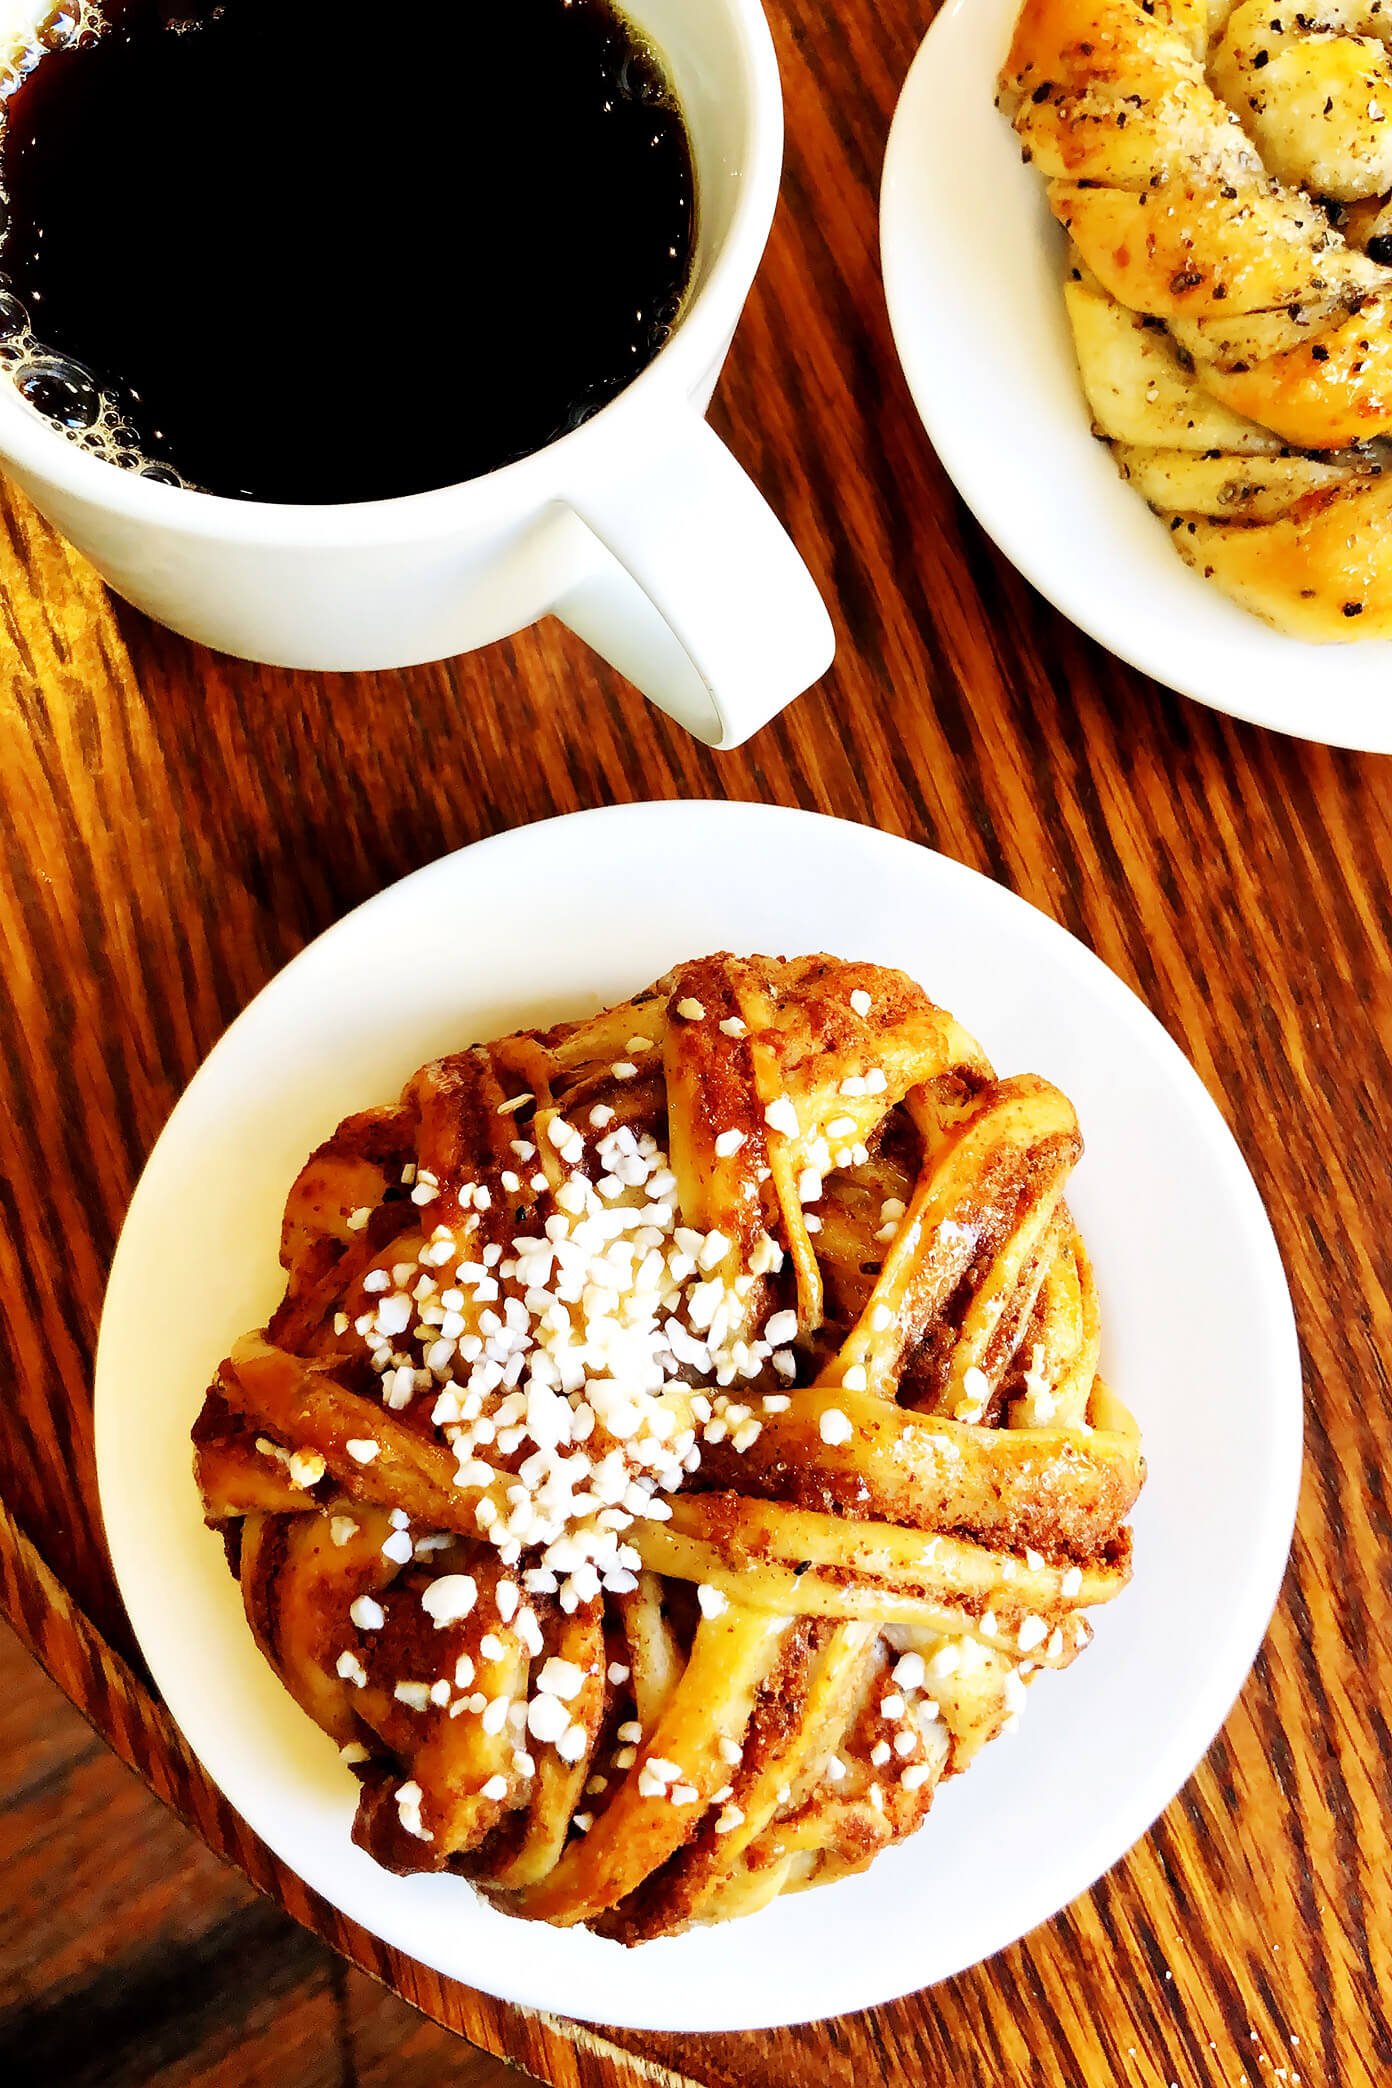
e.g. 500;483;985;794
0;0;833;749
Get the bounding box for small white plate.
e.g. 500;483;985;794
881;0;1392;753
96;802;1301;2030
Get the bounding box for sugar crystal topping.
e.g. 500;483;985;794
344;1115;787;1624
318;1029;1077;1808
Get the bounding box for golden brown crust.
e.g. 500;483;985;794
192;952;1143;1941
1002;0;1392;633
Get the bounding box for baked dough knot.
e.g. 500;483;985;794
1001;0;1392;634
192;953;1143;1940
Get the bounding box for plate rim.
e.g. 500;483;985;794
879;0;1392;756
94;799;1304;2029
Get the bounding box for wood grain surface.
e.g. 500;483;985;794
0;1614;525;2088
0;0;1388;2082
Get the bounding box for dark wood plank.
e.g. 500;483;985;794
0;1505;673;2088
0;1619;537;2088
0;0;1389;2083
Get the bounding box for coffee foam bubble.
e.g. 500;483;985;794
0;4;192;483
0;3;104;97
0;312;187;478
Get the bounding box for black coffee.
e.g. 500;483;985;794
0;0;695;503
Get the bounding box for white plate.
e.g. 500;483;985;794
881;0;1392;754
96;801;1301;2030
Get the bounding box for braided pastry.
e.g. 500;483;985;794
1000;0;1392;636
192;954;1143;1940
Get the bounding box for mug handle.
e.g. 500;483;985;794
554;409;835;750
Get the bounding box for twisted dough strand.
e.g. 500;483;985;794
1002;0;1392;631
193;954;1142;1940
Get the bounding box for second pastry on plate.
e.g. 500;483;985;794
882;0;1392;751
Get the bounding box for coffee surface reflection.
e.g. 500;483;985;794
0;0;696;503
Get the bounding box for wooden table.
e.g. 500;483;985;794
1;1;1388;2082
